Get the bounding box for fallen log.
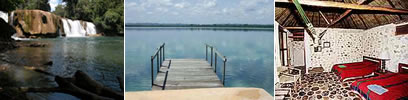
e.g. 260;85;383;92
0;77;116;100
55;76;114;100
17;68;124;100
72;70;124;100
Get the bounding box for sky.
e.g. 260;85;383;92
49;0;63;11
125;0;274;24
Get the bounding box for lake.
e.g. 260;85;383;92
0;37;124;99
125;27;274;94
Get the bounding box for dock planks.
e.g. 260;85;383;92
152;59;223;90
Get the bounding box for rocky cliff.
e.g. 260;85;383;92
9;10;99;38
10;10;61;38
0;18;16;52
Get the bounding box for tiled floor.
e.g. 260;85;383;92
280;72;364;100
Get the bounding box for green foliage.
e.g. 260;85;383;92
0;0;24;12
61;0;124;35
53;5;65;17
1;0;51;12
23;0;51;11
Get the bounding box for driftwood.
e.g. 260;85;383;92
55;76;114;100
71;70;123;99
14;67;124;100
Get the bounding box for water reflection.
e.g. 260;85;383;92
0;37;123;99
125;28;274;94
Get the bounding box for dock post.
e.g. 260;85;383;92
206;45;208;61
223;57;227;86
215;53;217;73
151;56;154;87
163;44;165;61
211;47;213;66
157;53;159;73
159;48;162;66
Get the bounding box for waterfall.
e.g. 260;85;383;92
85;22;97;36
61;18;98;37
9;11;14;25
0;11;8;23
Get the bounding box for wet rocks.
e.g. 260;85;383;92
0;18;16;52
11;10;61;38
27;43;47;47
43;61;53;66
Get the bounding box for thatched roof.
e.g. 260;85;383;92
275;0;408;29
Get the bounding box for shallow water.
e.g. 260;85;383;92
0;37;124;99
125;27;274;94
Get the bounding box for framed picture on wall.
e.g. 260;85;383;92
323;42;330;48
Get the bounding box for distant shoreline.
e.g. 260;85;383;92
125;26;273;29
125;24;273;28
125;27;273;31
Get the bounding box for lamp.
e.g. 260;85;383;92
379;51;391;72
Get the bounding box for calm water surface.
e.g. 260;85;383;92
125;27;274;94
0;37;123;99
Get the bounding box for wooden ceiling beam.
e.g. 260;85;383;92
284;27;305;30
275;0;408;14
386;0;403;20
328;0;371;27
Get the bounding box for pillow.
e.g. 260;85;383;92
338;65;347;68
367;84;388;95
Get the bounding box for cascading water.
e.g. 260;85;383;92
8;11;25;40
61;18;98;37
0;11;8;23
85;22;97;36
9;11;14;25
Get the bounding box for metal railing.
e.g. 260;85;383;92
151;43;165;87
205;44;227;85
162;60;171;90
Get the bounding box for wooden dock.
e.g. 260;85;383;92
152;59;223;90
150;43;227;90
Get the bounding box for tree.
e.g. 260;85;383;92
0;0;24;12
53;5;66;17
24;0;51;11
62;0;124;35
62;0;78;19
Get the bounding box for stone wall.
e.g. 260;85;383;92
303;24;408;72
362;24;408;72
305;28;365;72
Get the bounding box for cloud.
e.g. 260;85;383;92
202;0;217;8
49;0;61;11
127;2;137;7
125;0;274;24
174;2;188;8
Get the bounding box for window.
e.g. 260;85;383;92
396;23;408;35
